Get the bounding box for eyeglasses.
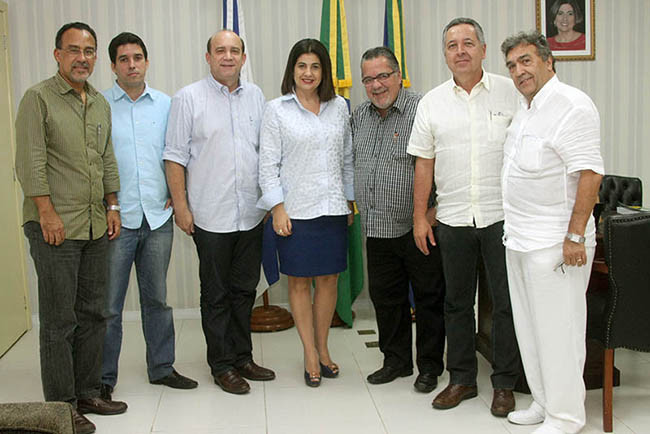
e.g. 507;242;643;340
362;70;398;86
61;47;97;58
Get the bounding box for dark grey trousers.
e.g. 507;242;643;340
435;220;520;389
24;221;107;405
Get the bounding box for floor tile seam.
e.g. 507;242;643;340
349;341;390;434
146;388;165;433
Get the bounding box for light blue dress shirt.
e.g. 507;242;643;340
103;82;172;230
163;76;266;233
257;93;354;219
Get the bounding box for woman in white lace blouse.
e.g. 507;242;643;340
257;38;354;388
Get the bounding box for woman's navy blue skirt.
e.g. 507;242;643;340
276;215;348;277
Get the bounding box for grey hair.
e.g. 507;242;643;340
500;30;552;61
360;46;400;72
441;17;485;51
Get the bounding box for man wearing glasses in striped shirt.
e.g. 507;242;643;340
352;46;446;394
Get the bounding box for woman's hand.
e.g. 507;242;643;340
272;203;292;236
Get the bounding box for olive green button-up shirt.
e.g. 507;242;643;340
15;73;120;240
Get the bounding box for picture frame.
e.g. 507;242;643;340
536;0;595;61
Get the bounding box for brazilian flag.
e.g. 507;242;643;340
320;0;364;327
384;0;411;88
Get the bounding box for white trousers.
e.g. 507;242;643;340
506;244;594;433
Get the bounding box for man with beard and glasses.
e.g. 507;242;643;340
351;46;446;393
15;22;127;434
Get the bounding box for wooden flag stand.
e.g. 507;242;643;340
250;290;294;332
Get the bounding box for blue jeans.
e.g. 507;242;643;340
24;221;107;405
102;216;175;387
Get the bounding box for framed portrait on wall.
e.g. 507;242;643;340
536;0;595;60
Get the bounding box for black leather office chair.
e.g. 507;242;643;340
594;175;643;224
587;213;650;432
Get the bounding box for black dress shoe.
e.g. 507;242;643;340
72;408;96;434
414;372;438;393
367;365;413;384
236;361;276;381
214;369;250;394
100;383;113;400
77;397;127;415
150;369;199;389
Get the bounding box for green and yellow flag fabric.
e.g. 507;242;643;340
320;0;364;327
320;0;353;100
383;0;411;88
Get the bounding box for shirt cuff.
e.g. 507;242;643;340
162;149;189;167
406;142;435;159
256;186;284;211
344;184;355;201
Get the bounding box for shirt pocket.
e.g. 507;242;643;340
488;112;512;143
244;114;261;150
88;122;107;155
515;135;544;174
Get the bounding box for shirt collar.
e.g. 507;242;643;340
207;74;244;95
54;72;97;96
110;81;154;102
529;74;559;110
451;68;490;94
281;92;329;113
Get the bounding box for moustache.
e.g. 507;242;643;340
72;62;89;69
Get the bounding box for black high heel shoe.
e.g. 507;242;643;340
320;362;339;378
304;370;321;387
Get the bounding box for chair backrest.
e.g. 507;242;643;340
603;212;650;351
599;175;643;212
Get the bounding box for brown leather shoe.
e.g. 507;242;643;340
432;384;478;409
77;397;127;415
236;361;276;381
214;369;251;394
72;408;96;434
491;388;515;417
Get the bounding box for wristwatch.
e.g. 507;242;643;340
107;204;121;212
565;232;585;243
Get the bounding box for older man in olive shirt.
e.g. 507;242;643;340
15;22;126;434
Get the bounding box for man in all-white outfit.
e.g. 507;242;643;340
500;31;604;434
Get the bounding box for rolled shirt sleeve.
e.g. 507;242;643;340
554;106;604;175
342;107;355;201
163;89;194;167
101;114;120;194
257;103;285;210
406;97;436;159
15;89;50;197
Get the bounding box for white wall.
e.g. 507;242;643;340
7;0;650;312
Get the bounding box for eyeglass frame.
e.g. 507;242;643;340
59;46;97;59
361;70;399;87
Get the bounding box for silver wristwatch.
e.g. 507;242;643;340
107;204;121;212
565;232;585;243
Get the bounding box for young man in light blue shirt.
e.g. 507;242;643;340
101;32;197;402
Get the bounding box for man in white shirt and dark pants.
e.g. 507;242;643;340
501;31;603;434
408;18;521;416
164;29;275;395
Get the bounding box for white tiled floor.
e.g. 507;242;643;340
1;310;649;434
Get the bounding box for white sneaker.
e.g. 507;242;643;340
507;401;545;425
532;423;566;434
